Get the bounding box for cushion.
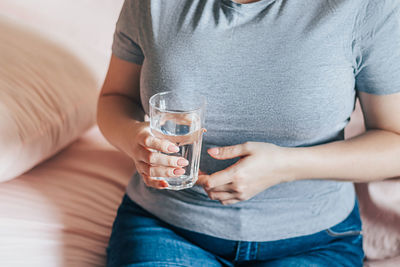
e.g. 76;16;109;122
0;18;98;182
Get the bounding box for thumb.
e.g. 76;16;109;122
208;143;250;160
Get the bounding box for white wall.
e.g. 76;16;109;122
0;0;125;84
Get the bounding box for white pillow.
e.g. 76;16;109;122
0;18;98;182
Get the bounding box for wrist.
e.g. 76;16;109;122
282;146;314;182
116;120;147;157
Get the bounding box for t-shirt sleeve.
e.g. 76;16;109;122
112;0;144;65
354;0;400;95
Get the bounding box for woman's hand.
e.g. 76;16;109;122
197;142;295;205
126;121;189;189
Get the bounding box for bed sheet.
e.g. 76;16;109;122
0;126;135;267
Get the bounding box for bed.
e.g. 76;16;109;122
0;126;134;267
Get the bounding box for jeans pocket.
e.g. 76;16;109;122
325;228;361;237
324;215;362;238
325;200;362;238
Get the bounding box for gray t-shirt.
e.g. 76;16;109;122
112;0;400;241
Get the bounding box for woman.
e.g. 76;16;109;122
98;0;400;266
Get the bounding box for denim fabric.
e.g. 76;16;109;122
107;195;364;267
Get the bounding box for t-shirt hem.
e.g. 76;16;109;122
125;173;356;242
356;87;400;96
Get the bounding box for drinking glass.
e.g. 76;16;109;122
149;91;206;190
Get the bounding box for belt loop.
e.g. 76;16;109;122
234;241;241;261
250;242;259;261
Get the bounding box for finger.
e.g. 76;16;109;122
208;142;252;160
135;160;149;177
195;171;208;185
139;149;189;167
220;199;240;206
139;132;179;154
205;182;250;203
149;165;185;178
207;191;235;202
204;183;233;192
202;163;241;190
136;161;185;178
196;174;209;186
141;174;168;189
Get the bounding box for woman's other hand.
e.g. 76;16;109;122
197;142;295;205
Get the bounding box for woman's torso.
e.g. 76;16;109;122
120;0;362;241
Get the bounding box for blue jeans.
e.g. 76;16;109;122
107;195;364;267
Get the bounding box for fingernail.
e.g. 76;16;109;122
160;181;168;188
177;158;189;166
168;144;179;152
174;168;185;175
208;147;219;155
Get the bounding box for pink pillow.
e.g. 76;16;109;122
0;18;98;182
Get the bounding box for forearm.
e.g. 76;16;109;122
97;94;144;156
290;129;400;182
